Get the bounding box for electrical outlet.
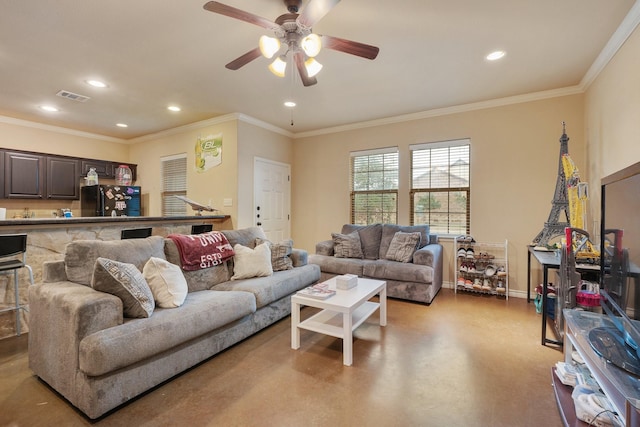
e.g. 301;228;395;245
223;198;232;207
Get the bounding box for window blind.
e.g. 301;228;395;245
161;154;187;217
350;148;398;225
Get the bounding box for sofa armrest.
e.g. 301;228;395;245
413;243;443;288
28;281;123;393
315;240;334;256
290;248;308;267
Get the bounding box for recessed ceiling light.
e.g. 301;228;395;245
284;101;296;107
116;123;128;128
86;79;108;88
167;105;181;112
486;51;506;61
40;105;59;112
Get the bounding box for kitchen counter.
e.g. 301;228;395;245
0;213;232;339
0;214;229;228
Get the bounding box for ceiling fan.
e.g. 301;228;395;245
203;0;379;87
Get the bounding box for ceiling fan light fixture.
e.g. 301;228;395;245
300;33;322;57
304;57;323;77
259;35;281;59
269;55;287;77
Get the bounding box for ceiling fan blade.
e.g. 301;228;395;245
294;52;317;87
297;0;340;28
225;47;262;70
203;1;280;31
321;35;379;60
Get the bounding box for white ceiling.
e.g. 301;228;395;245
0;0;638;140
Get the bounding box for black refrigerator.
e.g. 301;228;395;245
81;185;142;217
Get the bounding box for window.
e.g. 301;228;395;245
350;147;399;225
410;139;470;235
161;154;187;216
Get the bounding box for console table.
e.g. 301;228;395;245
527;246;600;346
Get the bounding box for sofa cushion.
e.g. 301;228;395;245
308;254;370;277
78;290;256;377
385;231;421;263
341;223;382;260
379;224;430;259
143;257;188;308
65;236;166;286
221;226;268;248
332;231;364;259
363;259;434;284
212;264;321;308
164;239;232;292
255;238;294;271
91;257;155;318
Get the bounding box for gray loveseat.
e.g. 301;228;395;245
28;227;320;419
309;224;443;304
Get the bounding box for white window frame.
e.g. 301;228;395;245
161;153;187;217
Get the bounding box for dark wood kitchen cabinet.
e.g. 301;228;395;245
46;156;80;199
81;159;113;178
3;151;46;199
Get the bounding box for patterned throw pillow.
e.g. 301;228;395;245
385;231;422;263
92;257;155;318
255;238;294;271
332;231;364;259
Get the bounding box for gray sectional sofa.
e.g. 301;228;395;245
309;224;443;304
28;227;320;419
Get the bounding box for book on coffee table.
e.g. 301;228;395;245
297;282;336;300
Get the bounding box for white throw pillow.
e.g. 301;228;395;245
231;243;273;280
143;257;188;308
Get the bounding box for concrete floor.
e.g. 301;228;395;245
0;289;564;427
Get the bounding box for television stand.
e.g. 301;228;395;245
555;309;640;426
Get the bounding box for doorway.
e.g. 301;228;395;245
253;158;291;241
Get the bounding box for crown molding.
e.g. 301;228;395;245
0;114;126;143
293;86;584;139
581;0;640;89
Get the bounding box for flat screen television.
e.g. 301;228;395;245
592;161;640;375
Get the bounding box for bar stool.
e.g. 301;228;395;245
120;228;152;239
0;234;34;336
191;224;213;234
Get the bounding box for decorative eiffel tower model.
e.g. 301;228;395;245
532;123;570;246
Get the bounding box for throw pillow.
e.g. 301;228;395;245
385;231;422;263
255;238;294;271
231;243;273;280
91;257;155;318
332;231;364;259
143;257;188;308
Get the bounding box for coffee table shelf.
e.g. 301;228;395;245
297;301;380;338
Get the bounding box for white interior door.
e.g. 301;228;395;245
254;158;290;241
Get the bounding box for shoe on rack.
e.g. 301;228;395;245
464;279;473;289
484;265;497;277
460;262;468;272
467;262;476;273
457;248;467;258
482;278;492;291
466;248;475;259
496;281;506;294
497;266;507;277
472;278;482;290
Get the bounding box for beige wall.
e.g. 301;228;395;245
585;25;640;227
292;95;586;296
128;118;239;224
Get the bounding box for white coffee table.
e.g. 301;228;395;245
291;277;386;366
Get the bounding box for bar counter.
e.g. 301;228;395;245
0;214;231;339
